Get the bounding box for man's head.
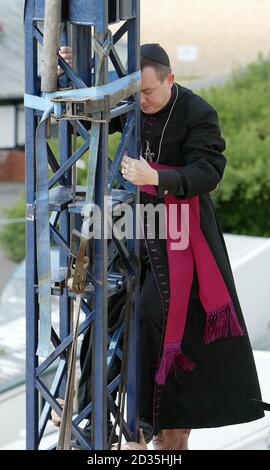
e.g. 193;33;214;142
140;43;174;114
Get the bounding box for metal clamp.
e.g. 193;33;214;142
52;96;108;121
66;230;89;293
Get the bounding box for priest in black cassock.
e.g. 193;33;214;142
117;43;264;450
66;43;265;450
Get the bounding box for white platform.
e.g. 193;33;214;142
0;234;270;449
189;350;270;450
224;234;270;349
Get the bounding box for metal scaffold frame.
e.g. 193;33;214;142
24;0;140;450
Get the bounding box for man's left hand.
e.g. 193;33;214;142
121;155;159;186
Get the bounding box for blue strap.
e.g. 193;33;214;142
84;32;113;208
36;105;54;357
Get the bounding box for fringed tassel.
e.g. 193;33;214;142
155;342;196;385
203;300;244;345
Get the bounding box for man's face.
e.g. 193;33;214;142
140;66;174;114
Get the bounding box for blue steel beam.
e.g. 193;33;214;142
58;21;72;400
24;71;141;113
126;0;141;441
92;0;109;449
25;0;140;450
25;0;39;450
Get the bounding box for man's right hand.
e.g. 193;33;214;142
111;429;148;451
58;46;72;76
51;398;65;426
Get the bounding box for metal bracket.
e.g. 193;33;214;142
52;99;107;122
24;71;141;122
26;203;36;222
66;230;89;293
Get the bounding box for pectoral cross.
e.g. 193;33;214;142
144;140;155;162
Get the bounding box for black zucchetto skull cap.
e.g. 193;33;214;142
140;43;170;67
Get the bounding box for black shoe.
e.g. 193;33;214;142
139;418;153;444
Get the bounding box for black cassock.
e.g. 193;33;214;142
78;84;264;435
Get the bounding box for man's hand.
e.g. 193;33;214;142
111;429;148;451
51;398;65;427
121;155;159;186
58;46;72;77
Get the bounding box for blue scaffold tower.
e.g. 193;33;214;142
24;0;141;450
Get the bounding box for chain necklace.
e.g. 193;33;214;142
156;83;179;163
142;84;179;163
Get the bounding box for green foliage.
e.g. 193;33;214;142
0;196;25;262
200;54;270;236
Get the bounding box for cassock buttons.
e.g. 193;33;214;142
164;190;168;195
